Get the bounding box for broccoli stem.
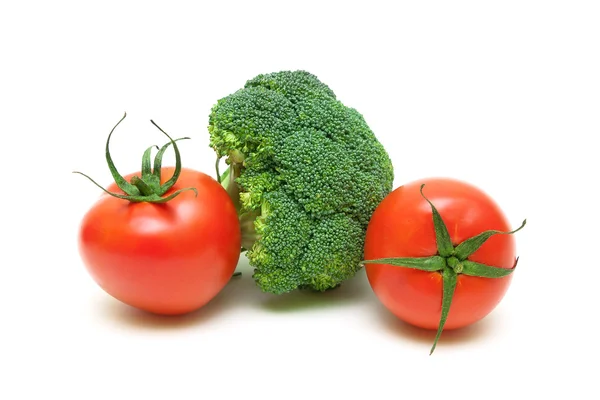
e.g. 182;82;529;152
239;209;261;250
219;153;261;252
225;162;242;213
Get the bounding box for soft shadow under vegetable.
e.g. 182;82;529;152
259;269;372;312
375;303;502;349
96;258;372;328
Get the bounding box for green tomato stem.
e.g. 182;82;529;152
130;176;155;196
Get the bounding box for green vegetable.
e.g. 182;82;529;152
209;70;394;294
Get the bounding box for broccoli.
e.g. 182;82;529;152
208;70;394;294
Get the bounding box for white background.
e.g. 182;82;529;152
1;1;598;399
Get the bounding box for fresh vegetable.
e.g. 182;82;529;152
208;70;394;294
363;178;525;354
75;114;241;315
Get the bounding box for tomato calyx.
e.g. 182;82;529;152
74;113;198;203
363;184;526;354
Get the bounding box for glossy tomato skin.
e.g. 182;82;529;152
364;178;516;330
78;167;241;315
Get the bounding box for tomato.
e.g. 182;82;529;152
76;114;241;315
363;177;523;352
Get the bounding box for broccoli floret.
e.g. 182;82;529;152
208;70;394;294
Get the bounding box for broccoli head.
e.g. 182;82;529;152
208;70;394;294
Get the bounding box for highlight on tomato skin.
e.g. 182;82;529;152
75;114;242;316
362;177;524;353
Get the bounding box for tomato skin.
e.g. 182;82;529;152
364;177;516;330
78;167;241;315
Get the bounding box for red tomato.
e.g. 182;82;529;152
364;177;518;331
78;167;241;315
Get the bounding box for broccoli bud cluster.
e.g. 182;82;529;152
209;70;394;294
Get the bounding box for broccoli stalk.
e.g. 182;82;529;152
209;70;394;294
217;151;262;251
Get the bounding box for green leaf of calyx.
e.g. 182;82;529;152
141;144;159;177
460;260;515;278
453;219;527;260
72;170;140;201
420;184;454;257
362;255;446;271
430;268;458;355
150;120;188;196
152;136;190;187
104;112;140;196
141;144;161;191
